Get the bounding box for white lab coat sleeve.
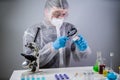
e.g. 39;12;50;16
39;42;58;66
71;41;91;62
75;46;91;58
68;23;91;60
71;32;91;59
23;27;58;67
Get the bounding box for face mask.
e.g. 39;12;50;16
51;18;64;28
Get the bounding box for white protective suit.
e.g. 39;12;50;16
23;20;91;68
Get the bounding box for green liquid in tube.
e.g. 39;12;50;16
93;61;99;72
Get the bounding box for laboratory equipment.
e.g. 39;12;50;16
67;27;77;37
21;74;46;80
83;71;94;80
36;77;40;80
21;27;40;72
68;28;88;51
93;51;105;74
41;77;45;80
119;66;120;76
99;64;105;74
118;66;120;80
55;74;60;80
93;61;99;72
90;72;94;80
26;75;30;80
103;68;109;77
21;77;25;80
21;74;25;80
106;72;117;80
63;74;69;79
110;52;114;71
32;76;35;80
84;72;88;80
93;51;101;72
98;52;105;74
59;74;64;80
55;74;70;80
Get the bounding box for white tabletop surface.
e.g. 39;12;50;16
10;66;106;80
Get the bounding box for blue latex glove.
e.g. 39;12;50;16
73;35;88;51
53;36;69;50
106;72;117;80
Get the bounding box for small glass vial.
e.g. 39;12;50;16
119;66;120;79
119;66;120;74
103;67;109;77
99;64;105;74
110;52;114;71
84;72;88;80
21;74;25;80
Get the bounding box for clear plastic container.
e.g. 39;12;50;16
118;66;120;80
110;52;114;71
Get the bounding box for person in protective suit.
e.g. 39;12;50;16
22;0;91;69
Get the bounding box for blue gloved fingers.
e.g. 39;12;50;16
59;36;69;47
78;34;83;40
74;34;88;51
60;36;69;41
75;41;88;51
53;36;69;50
80;42;88;51
53;39;60;50
78;35;86;42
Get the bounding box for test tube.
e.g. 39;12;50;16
32;75;35;80
36;77;40;80
63;74;69;79
55;74;60;80
88;72;92;80
84;72;88;80
119;66;120;74
59;74;64;80
21;76;25;80
110;52;114;71
87;72;91;80
21;74;25;80
26;75;30;80
99;64;105;74
41;76;45;80
90;72;94;80
118;66;120;79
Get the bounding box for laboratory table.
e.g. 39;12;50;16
10;66;107;80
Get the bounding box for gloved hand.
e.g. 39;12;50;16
106;72;117;80
73;34;88;51
53;36;69;50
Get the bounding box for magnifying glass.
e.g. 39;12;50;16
67;28;77;37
